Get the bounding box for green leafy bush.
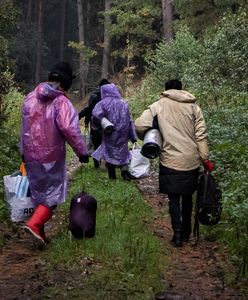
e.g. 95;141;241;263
128;77;161;120
0;0;19;97
205;95;248;277
145;26;203;92
183;9;248;100
0;88;24;221
146;9;248;102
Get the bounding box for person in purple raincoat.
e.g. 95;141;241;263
20;62;89;245
92;83;137;180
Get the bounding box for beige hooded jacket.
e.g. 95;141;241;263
135;89;209;171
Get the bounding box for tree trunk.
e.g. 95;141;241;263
59;0;66;61
77;0;86;97
86;1;90;29
101;0;111;79
26;0;33;25
162;0;173;41
35;0;43;84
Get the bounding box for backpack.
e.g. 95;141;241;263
193;171;222;240
69;191;97;239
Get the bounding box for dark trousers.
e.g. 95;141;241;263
168;193;193;236
91;129;102;168
106;163;130;180
107;163;117;179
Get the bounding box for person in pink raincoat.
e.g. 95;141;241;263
92;83;137;180
20;62;89;245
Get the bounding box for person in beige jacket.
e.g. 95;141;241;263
135;79;214;247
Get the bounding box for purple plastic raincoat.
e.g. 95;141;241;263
92;83;137;166
20;83;87;208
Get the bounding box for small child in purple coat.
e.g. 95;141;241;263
92;83;137;180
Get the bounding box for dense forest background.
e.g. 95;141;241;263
2;0;247;95
0;0;247;283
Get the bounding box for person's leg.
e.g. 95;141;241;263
24;204;52;245
120;164;131;181
181;194;193;241
91;129;102;168
168;193;182;247
93;158;100;168
106;162;116;179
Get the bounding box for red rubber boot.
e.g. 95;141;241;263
24;204;52;245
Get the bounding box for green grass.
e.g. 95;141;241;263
42;163;166;299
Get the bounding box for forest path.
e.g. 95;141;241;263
0;138;244;299
136;169;243;300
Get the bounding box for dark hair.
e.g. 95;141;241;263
48;61;75;91
99;78;110;87
165;79;182;90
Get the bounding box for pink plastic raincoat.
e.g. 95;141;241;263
20;83;87;208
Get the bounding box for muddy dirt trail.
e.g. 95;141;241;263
0;159;245;300
135;170;244;300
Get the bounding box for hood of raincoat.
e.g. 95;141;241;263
36;82;64;102
92;83;136;166
101;83;122;100
161;89;196;103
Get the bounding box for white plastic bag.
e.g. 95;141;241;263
129;143;150;179
3;174;34;222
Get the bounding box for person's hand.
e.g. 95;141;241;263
203;159;214;172
79;155;89;164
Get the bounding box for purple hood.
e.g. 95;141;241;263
92;83;137;166
36;82;64;102
101;83;122;99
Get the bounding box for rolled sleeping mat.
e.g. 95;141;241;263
101;117;114;134
141;129;162;159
